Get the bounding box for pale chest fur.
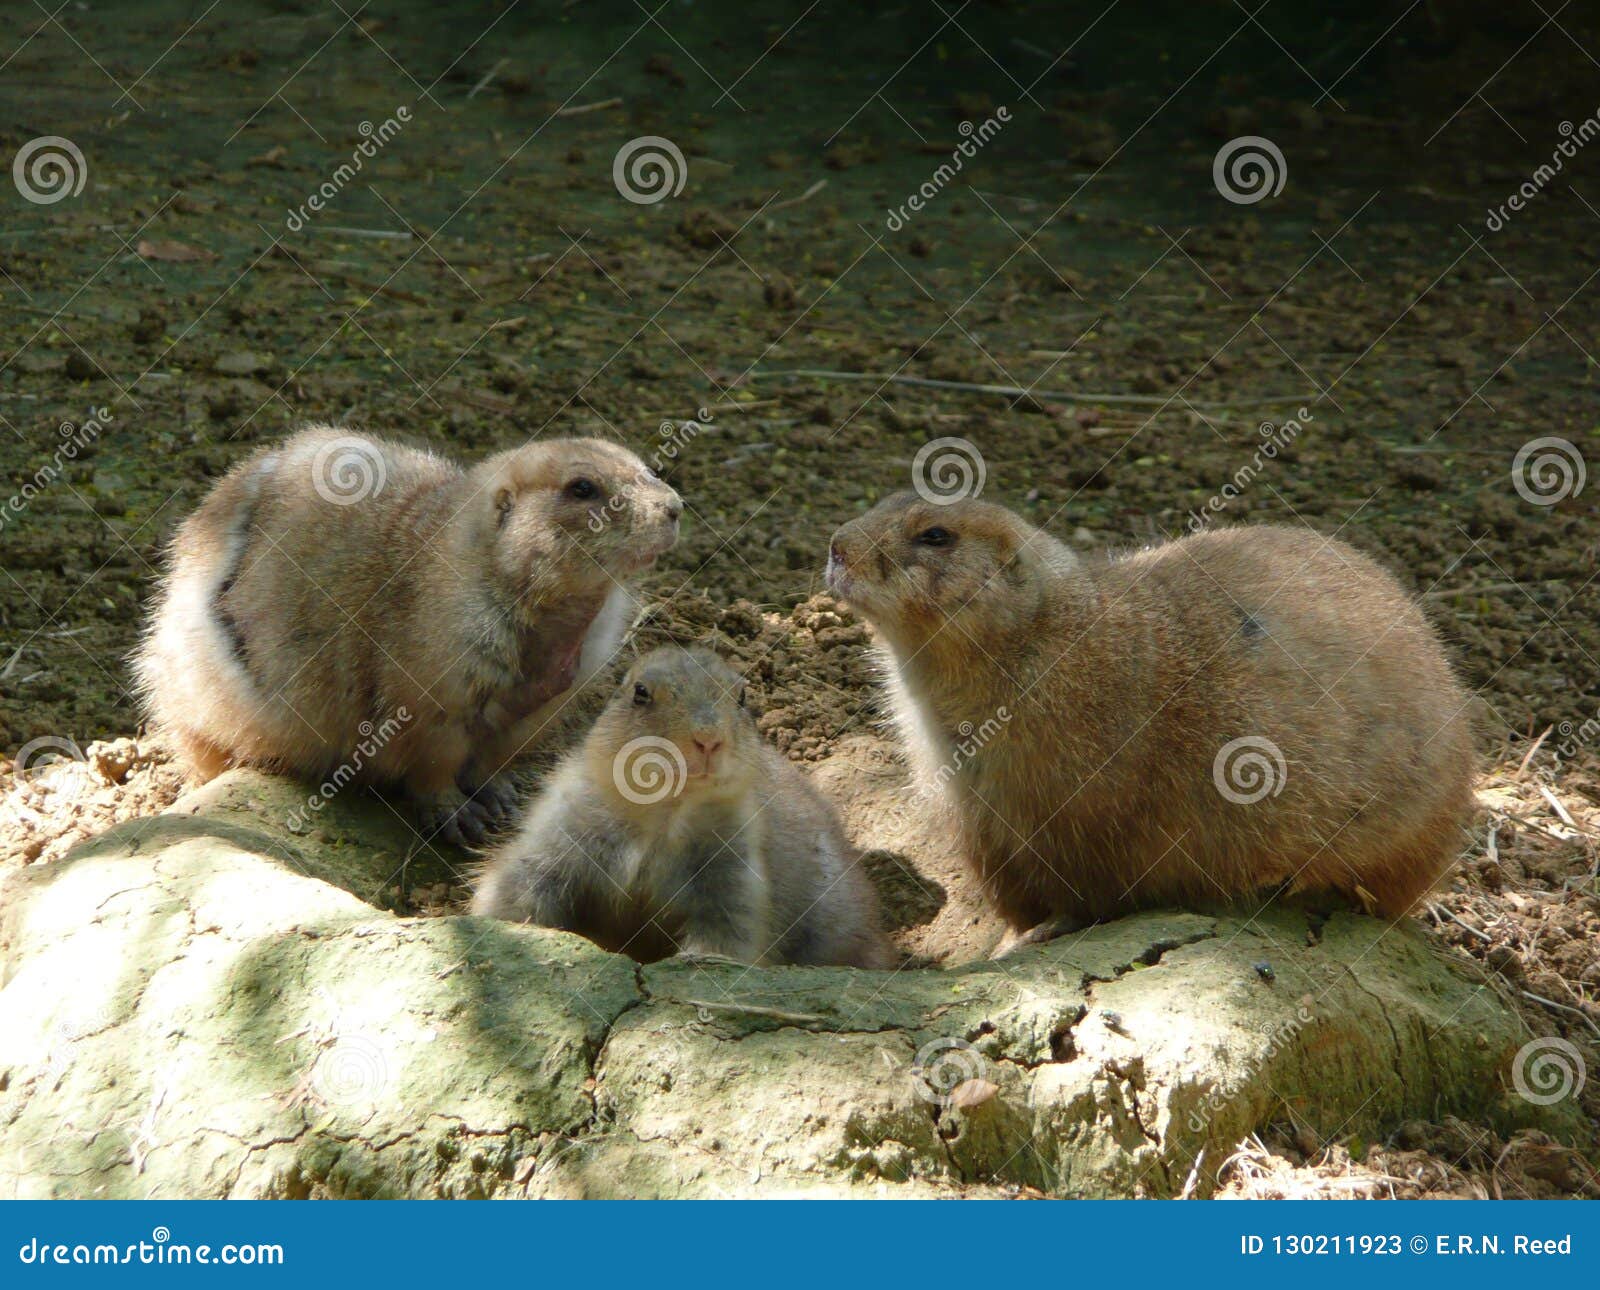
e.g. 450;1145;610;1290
616;791;766;897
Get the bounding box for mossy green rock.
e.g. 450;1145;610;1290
0;770;1578;1197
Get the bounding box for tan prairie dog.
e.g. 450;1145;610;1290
472;647;892;968
826;493;1476;943
135;426;681;845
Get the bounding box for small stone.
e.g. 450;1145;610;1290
213;351;273;377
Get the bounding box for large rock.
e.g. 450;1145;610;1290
0;768;1581;1198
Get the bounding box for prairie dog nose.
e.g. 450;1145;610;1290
691;731;724;774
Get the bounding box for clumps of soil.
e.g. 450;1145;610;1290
0;737;185;869
1219;1121;1600;1200
395;879;475;919
635;591;880;760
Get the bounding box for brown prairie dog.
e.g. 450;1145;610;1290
135;426;681;845
826;492;1476;942
472;646;892;968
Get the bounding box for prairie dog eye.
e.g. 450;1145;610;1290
566;478;600;501
494;488;515;527
737;686;747;709
633;683;651;706
915;526;954;547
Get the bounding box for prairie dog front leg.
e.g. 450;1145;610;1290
661;837;771;963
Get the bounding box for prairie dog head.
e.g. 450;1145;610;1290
476;437;682;599
826;492;1075;650
588;647;760;808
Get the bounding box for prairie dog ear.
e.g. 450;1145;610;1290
986;521;1022;562
494;485;515;525
994;524;1042;582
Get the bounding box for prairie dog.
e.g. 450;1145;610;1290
472;647;892;968
826;493;1476;939
135;426;681;845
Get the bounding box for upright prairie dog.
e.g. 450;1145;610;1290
135;426;681;845
826;493;1476;941
472;647;892;968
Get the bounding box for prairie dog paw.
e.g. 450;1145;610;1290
415;789;493;849
989;915;1088;959
464;774;523;826
669;950;749;968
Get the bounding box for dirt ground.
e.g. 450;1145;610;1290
1;1;1596;1197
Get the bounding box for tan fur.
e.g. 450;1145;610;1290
472;647;892;968
827;493;1476;933
134;426;680;843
